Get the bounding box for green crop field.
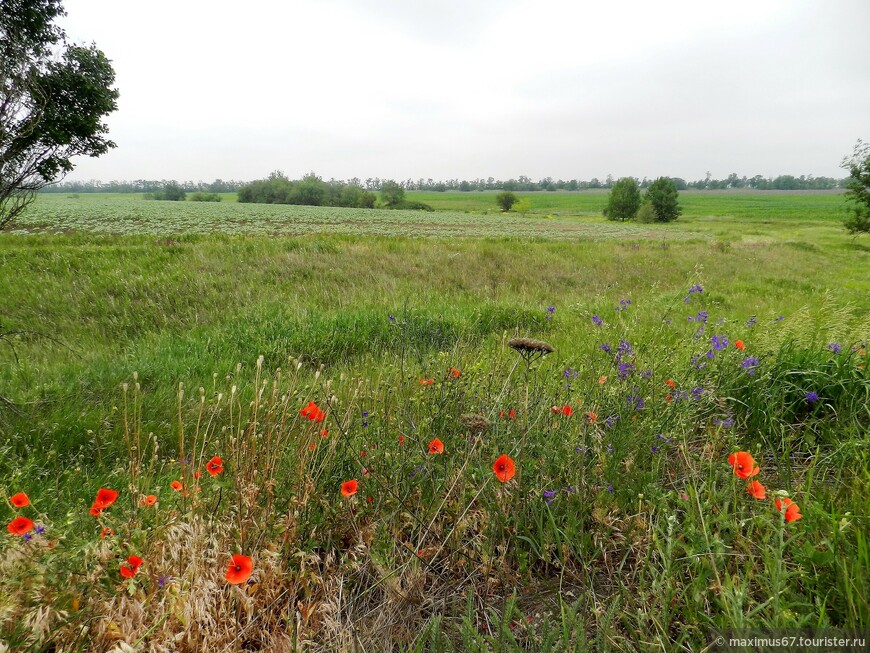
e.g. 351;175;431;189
1;192;868;651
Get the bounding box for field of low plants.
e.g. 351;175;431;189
0;192;868;651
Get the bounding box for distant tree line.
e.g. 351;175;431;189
41;172;850;195
40;178;245;193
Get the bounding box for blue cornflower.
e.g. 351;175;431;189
712;335;729;351
618;362;635;379
599;343;612;354
546;306;556;320
828;343;841;354
24;533;32;541
705;350;715;359
388;314;396;323
543;489;557;505
689;284;703;294
626;389;645;410
805;391;819;404
604;415;620;428
592;315;603;327
563;367;579;379
616;339;634;360
158;574;172;588
741;356;760;376
641;369;652;379
651;446;659;453
689;310;708;324
713;416;735;428
691;387;704;401
35;525;45;535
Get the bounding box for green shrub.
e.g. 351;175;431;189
188;192;221;202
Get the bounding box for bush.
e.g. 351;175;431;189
496;191;518;211
645;177;681;222
841;140;870;235
237;172;375;208
636;200;656;223
603;177;641;221
189;192;221;202
380;181;405;208
144;182;186;201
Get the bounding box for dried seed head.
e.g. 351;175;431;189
460;413;490;433
508;338;554;355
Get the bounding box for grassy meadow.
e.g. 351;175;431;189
1;191;868;651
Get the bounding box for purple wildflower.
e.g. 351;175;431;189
656;433;672;444
705;350;715;359
626;389;645;410
563;367;579;379
599;343;612;354
618;362;635;379
691;387;704;401
651;446;659;453
546;306;556;320
711;335;729;351
689;284;703;294
604;415;620;428
774;315;785;322
641;369;653;379
388;314;396;323
606;483;614;494
741;356;760;376
592;315;603;327
543;489;557;505
693;325;706;340
158;574;172;588
805;391;819;404
828;343;841;354
745;315;757;329
24;533;32;541
689;310;708;324
713;416;735;428
35;525;45;535
616;339;634;360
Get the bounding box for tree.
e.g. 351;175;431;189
380;180;405;208
841;139;870;235
603;177;641;221
495;191;518;211
645;177;682;222
1;0;118;230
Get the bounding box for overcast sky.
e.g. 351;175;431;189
60;0;870;183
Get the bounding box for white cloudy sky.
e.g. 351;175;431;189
61;0;870;182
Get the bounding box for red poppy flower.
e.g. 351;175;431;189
100;527;114;539
585;411;597;423
775;497;803;522
89;504;104;516
665;394;673;403
300;401;326;422
419;378;434;386
493;454;516;483
428;438;445;455
7;516;34;536
561;405;573;416
734;340;745;351
226;554;253;584
93;488;119;510
170;480;183;492
140;494;157;507
341;480;358;497
320;429;329;438
665;379;676;389
9;492;30;508
398;435;405;446
120;555;143;578
746;481;766;500
727;451;760;479
206;456;224;476
448;367;461;378
498;408;517;421
194;471;202;480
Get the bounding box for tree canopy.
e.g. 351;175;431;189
1;0;119;229
841;139;870;235
646;177;682;222
603;177;641;221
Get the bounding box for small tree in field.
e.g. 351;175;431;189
646;177;682;222
603;177;641;221
841;139;870;235
380;180;405;208
496;191;518;211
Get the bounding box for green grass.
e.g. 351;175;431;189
0;192;868;651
